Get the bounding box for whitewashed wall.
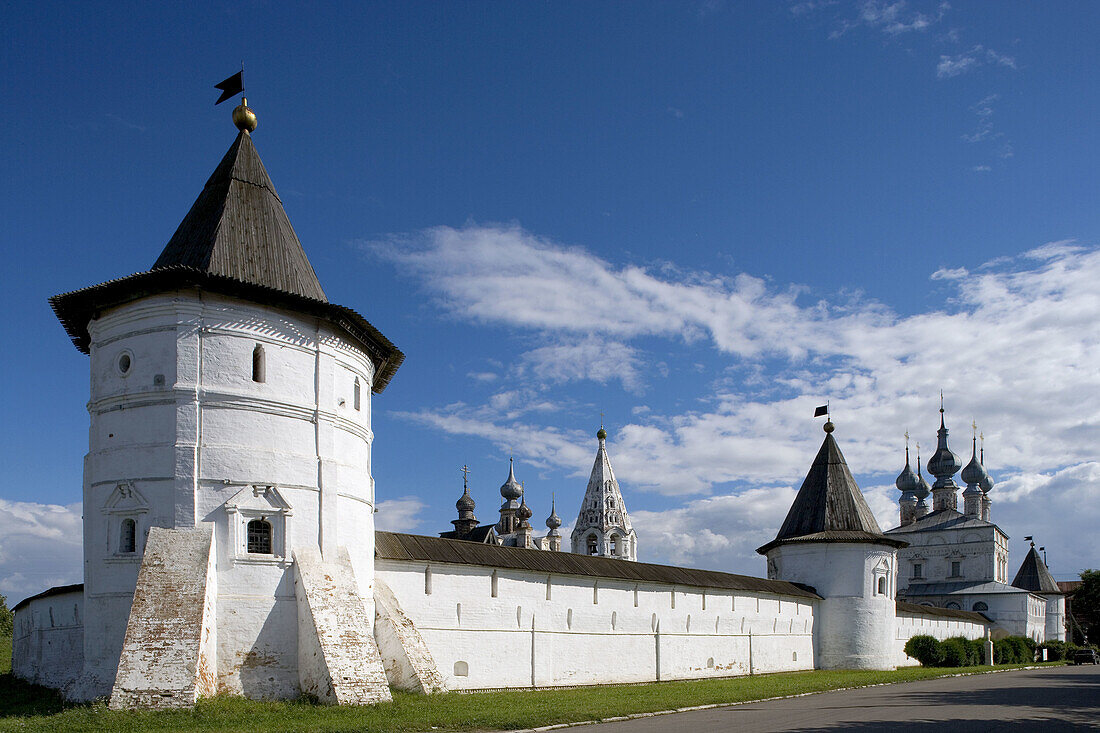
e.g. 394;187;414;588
766;542;899;670
377;559;816;690
11;590;84;690
77;292;378;700
896;526;1009;587
893;611;988;667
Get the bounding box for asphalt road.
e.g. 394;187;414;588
576;665;1100;732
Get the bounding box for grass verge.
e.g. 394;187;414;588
0;663;1062;733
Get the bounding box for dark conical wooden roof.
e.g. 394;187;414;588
758;430;906;554
1012;545;1061;594
50;128;404;391
152;130;327;301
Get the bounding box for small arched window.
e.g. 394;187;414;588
353;377;361;411
877;577;887;595
247;518;272;554
610;535;619;556
587;534;598;555
252;345;266;383
945;601;961;610
119;518;136;554
973;601;989;612
453;661;469;677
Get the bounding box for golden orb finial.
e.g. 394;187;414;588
232;97;258;132
823;420;835;434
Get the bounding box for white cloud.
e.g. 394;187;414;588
825;0;945;39
374;225;1100;572
375;496;427;533
519;338;644;393
0;500;83;603
938;46;1016;79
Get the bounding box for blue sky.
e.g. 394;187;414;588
2;1;1098;601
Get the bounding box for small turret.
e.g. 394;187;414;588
895;438;919;527
450;465;480;538
545;495;562;551
497;458;522;535
928;400;962;512
913;444;931;519
514;492;534;548
961;424;987;519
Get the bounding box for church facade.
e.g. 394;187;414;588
11;105;1052;708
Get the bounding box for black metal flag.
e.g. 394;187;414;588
214;71;244;105
814;404;829;417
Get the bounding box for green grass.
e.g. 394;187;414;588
0;663;1061;733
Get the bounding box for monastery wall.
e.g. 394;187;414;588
893;610;988;667
376;559;816;690
11;589;84;690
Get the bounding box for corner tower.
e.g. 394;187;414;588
758;421;907;670
49;101;403;698
571;426;637;560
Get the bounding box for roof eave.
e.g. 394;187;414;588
49;267;403;392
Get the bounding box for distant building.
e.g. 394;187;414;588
886;408;1065;642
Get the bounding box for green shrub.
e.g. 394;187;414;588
1039;640;1069;661
1008;636;1033;663
939;637;978;667
904;635;942;666
968;637;987;664
993;638;1017;664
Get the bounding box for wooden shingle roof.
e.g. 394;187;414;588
758;430;907;554
48;130;404;392
376;531;821;600
153;130;326;302
1012;545;1062;594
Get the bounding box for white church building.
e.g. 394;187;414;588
11;103;1057;708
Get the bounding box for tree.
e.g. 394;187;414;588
0;592;12;638
1074;569;1100;646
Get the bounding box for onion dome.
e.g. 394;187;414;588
546;495;562;531
927;410;962;485
597;426;607;441
456;486;476;513
514;493;532;521
914;462;931;504
961;436;989;488
896;447;919;495
500;458;523;501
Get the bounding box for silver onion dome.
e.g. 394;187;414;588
500;458;523;501
546;497;562;531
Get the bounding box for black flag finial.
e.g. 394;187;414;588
814;403;829;418
215;70;244;105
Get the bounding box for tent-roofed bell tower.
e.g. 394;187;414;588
571;426;637;561
758;420;907;670
48;99;403;702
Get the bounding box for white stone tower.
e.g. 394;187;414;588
571;426;637;561
49;101;403;702
758;420;908;670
